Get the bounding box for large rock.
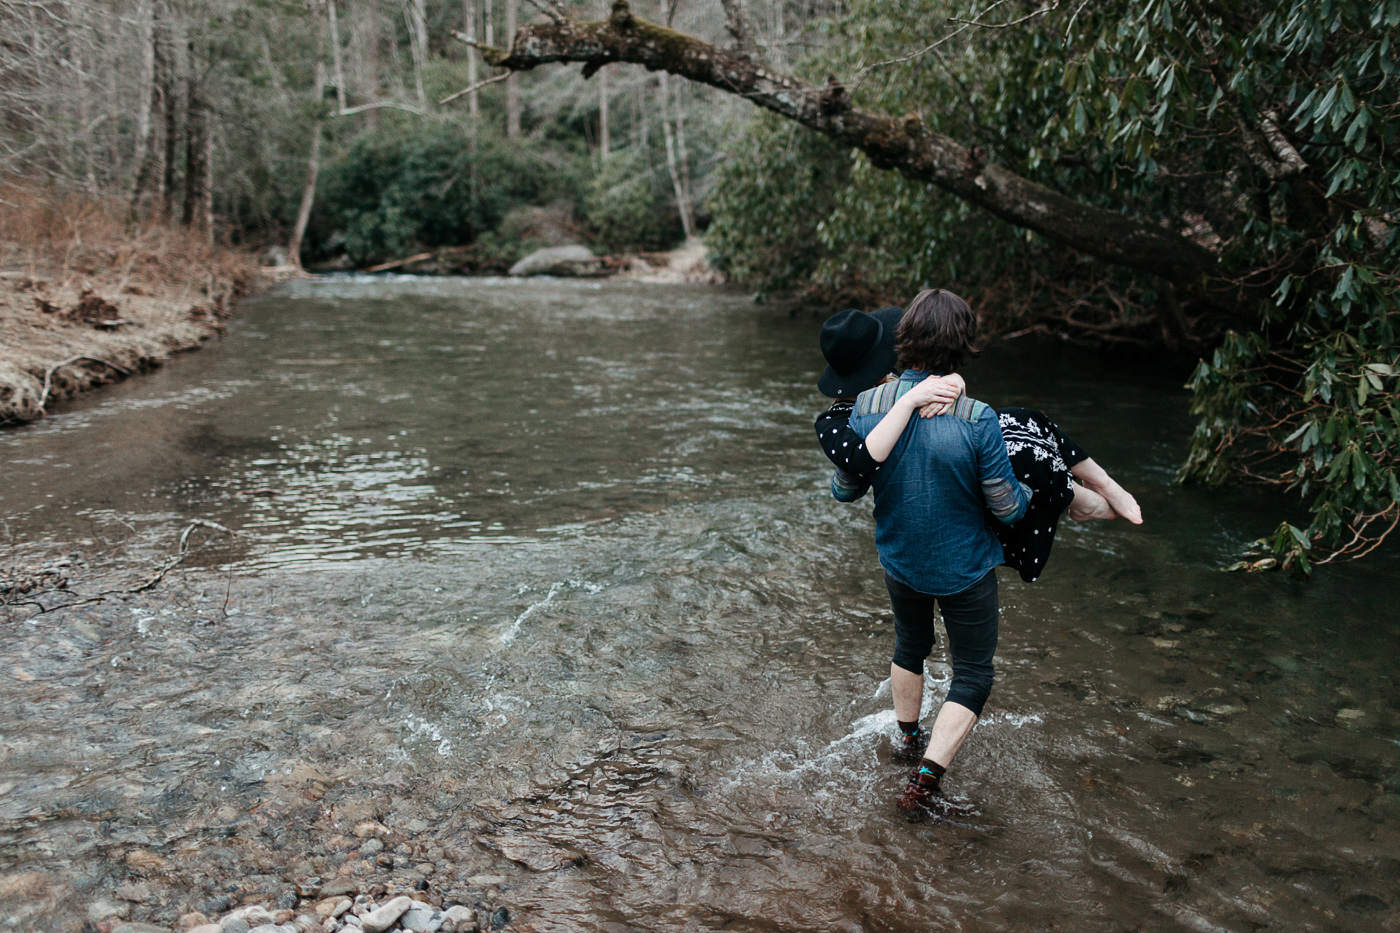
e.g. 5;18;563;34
508;245;601;277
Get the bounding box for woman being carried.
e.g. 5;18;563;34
814;295;1141;587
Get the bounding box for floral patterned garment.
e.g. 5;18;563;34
993;407;1088;582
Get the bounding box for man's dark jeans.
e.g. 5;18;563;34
884;568;999;717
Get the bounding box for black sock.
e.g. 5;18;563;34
917;760;946;780
897;719;922;737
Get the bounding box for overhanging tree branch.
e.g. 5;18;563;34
479;0;1222;300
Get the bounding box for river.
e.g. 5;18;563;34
2;278;1397;932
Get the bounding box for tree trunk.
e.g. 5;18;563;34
505;0;520;137
327;0;347;112
181;47;211;241
464;0;480;121
599;63;609;161
409;0;428;109
289;61;325;270
130;0;167;220
362;0;383;128
672;78;692;220
160;21;180;220
129;0;156;203
484;1;1227;306
658;73;694;239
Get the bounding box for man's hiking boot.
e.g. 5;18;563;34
896;767;978;821
891;727;930;764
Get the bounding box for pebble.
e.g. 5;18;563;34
399;902;438;932
442;906;477;933
320;879;358;898
227;907;278;927
359;895;413;933
84;890;488;933
315;896;352;921
89;898;131;921
204;895;236;916
359;839;385;857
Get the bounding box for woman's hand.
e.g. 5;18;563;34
905;374;966;418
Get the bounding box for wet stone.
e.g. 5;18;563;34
1342;894;1389;913
319;880;357;898
89;898;131;921
400;901;438;931
442;906;477;933
203;896;236;916
359;895;413;933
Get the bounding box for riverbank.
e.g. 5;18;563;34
0;188;261;426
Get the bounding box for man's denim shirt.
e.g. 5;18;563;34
845;369;1030;596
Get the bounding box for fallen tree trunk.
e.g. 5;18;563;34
473;0;1228;310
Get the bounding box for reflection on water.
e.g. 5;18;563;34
2;277;1397;931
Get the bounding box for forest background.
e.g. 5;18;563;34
1;0;1397;571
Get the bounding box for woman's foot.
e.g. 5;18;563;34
1067;485;1115;521
1069;458;1144;524
1096;478;1143;524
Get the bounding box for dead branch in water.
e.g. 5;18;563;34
1;519;236;619
37;355;132;413
130;519;235;592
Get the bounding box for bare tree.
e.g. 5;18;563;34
464;0;481;120
181;41;212;242
288;60;325;270
505;0;520;136
327;0;347;112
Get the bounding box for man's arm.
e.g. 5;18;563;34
975;409;1031;524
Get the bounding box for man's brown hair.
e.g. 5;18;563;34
896;287;980;373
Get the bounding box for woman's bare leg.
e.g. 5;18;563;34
1070;458;1143;524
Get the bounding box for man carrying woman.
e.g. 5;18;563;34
815;288;1140;819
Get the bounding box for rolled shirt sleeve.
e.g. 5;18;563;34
975;409;1031;524
831;467;869;502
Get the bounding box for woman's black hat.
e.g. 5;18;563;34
817;306;904;398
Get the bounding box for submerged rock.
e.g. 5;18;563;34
507;245;602;277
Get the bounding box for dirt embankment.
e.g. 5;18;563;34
0;186;262;425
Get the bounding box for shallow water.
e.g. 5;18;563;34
2;277;1398;931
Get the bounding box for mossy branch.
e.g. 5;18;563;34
479;1;1226;306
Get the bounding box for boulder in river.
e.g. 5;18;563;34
507;245;603;277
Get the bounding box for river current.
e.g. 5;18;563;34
2;278;1397;931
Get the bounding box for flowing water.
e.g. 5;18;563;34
2;278;1397;932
